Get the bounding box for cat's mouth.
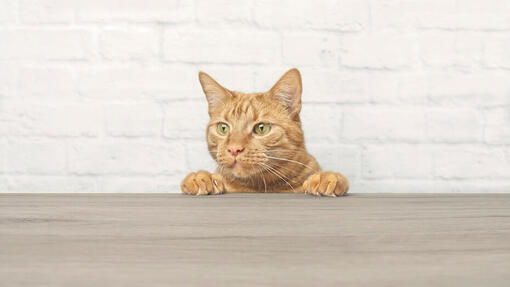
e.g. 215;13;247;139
218;154;260;178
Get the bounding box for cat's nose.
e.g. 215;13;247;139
227;145;244;156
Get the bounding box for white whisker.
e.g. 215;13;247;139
267;162;296;175
259;163;295;192
265;156;317;172
255;166;268;193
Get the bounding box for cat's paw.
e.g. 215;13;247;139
181;171;225;196
302;172;349;197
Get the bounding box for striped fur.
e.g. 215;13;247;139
181;68;349;197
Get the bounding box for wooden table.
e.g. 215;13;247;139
1;193;509;287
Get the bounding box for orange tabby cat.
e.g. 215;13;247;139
181;68;349;197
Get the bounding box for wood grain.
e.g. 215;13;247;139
1;193;510;287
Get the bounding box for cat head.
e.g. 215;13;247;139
198;68;305;179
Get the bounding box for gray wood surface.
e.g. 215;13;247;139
1;193;510;287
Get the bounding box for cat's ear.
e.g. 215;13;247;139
269;68;302;117
198;71;231;115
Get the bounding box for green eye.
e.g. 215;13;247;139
254;123;271;135
217;123;229;135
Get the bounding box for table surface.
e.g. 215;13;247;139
1;193;510;287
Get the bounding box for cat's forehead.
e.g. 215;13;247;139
230;91;264;98
222;95;260;122
216;92;276;122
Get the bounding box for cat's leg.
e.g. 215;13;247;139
181;170;225;195
302;172;349;197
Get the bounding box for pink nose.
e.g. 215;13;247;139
228;145;244;156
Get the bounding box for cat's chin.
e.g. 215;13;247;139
228;162;256;179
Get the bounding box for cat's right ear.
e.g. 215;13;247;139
198;71;230;116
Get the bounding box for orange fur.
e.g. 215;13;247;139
181;68;349;197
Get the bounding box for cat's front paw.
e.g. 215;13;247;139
303;172;349;197
181;171;224;195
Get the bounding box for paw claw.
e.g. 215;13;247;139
302;172;349;197
181;171;225;196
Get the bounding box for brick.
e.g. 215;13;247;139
155;174;185;193
99;27;159;61
19;0;194;23
342;106;427;141
0;29;93;60
356;179;430;193
99;175;182;193
368;72;510;107
105;102;162;137
365;73;429;104
195;66;257;92
301;104;342;143
252;68;299;94
3;175;97;193
3;0;510;195
300;69;368;103
19;0;73;23
357;178;510;193
355;179;456;193
372;0;510;31
77;65;198;99
5;139;66;174
420;14;510;31
0;65;17;99
184;141;217;172
433;145;510;179
163;27;280;64
0;101;103;137
18;67;76;99
418;32;483;69
371;0;456;28
196;0;252;24
0;175;5;192
483;35;510;69
162;100;209;139
307;143;362;181
357;179;510;193
339;31;418;69
0;139;5;173
283;33;340;67
485;108;510;144
363;144;433;179
100;176;155;193
68;139;186;175
427;108;483;142
445;180;510;193
78;0;194;22
419;0;510;30
253;68;369;103
0;0;16;23
254;0;369;31
426;73;510;107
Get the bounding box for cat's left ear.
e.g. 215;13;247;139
198;71;232;116
269;68;302;117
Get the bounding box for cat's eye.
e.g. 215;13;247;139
217;123;229;135
253;123;271;135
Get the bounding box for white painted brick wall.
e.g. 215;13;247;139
1;0;510;193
